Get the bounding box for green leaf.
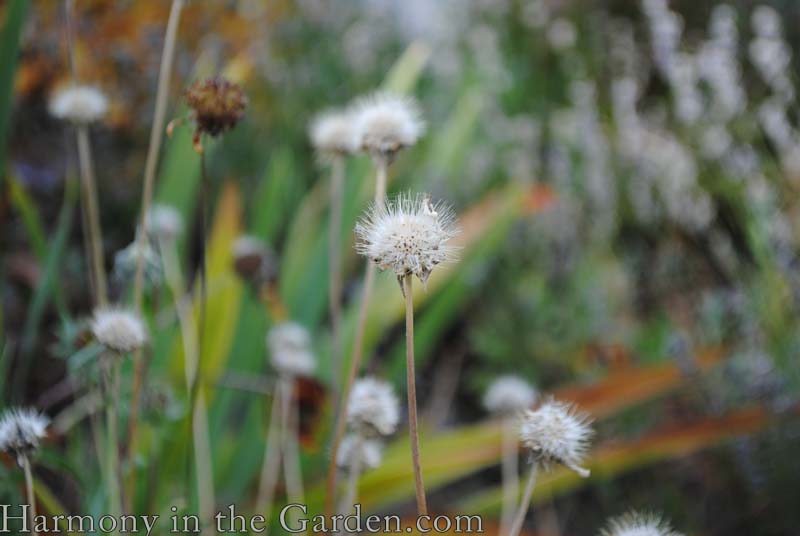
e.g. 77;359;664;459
0;0;28;182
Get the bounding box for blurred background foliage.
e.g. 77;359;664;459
2;0;800;534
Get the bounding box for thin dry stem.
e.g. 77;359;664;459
338;436;363;521
22;457;37;536
255;384;283;519
76;125;107;306
102;359;122;535
193;393;215;536
328;155;345;399
500;417;520;535
324;156;388;516
280;378;306;535
162;240;215;532
508;463;539;536
403;273;428;516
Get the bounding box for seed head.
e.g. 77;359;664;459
309;108;358;156
184;77;247;149
484;375;538;415
599;512;683;536
519;399;593;477
0;408;49;464
91;308;148;354
355;193;459;287
49;85;108;124
232;235;277;284
267;322;316;377
352;92;425;158
113;240;162;287
336;434;384;470
347;377;400;437
144;204;184;243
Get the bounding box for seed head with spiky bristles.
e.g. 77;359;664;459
599;512;683;536
49;85;108;124
352;92;425;157
519;399;593;477
484;375;538;415
0;408;49;464
267;322;316;377
355;193;459;287
113;241;162;287
144;204;184;243
91;308;148;354
347;377;400;437
336;434;384;470
309;108;358;156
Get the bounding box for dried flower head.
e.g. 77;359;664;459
0;408;49;464
184;77;247;150
355;193;459;287
519;399;593;477
232;235;277;284
49;85;108;124
336;434;383;470
309;108;358;156
267;322;316;377
352;92;425;157
484;375;538;415
91;308;148;354
599;512;683;536
113;240;162;287
144;204;184;243
347;377;400;437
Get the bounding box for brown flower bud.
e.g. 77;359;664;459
184;77;247;145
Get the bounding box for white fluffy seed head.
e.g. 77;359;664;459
0;407;49;463
309;108;358;156
484;375;538;415
352;92;425;156
336;434;384;470
267;322;316;377
91;308;148;354
49;85;108;124
346;377;400;437
355;193;459;287
599;512;683;536
145;204;183;243
519;399;593;477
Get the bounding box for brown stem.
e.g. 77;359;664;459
403;273;428;516
127;0;184;478
76;125;107;307
280;378;306;535
324;157;388;516
508;463;539;536
22;457;37;536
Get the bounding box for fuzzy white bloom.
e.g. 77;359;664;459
233;235;268;261
355;193;459;287
336;434;383;470
599;512;683;536
547;18;577;50
347;377;400;436
145;204;183;243
309;108;358;155
113;240;162;287
49;85;108;124
0;408;49;463
352;92;425;156
91;308;148;354
519;399;593;477
267;322;316;377
483;375;538;414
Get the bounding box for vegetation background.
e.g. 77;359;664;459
2;0;800;534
